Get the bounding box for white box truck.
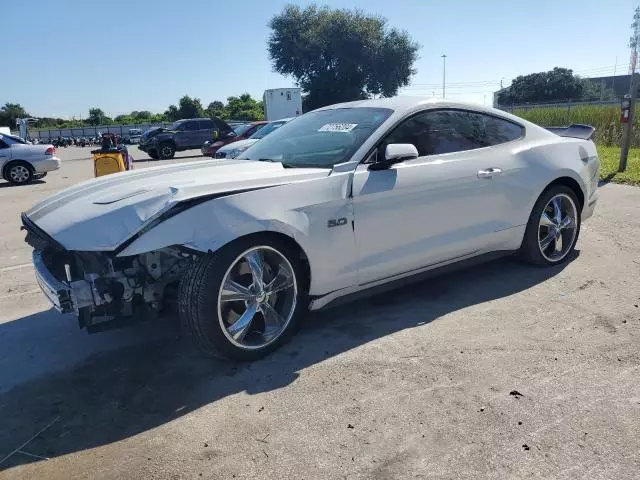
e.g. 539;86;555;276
263;88;302;121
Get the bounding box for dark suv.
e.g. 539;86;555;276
138;117;234;160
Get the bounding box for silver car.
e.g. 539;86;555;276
0;134;61;185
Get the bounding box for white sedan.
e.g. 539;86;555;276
22;97;599;360
1;134;61;185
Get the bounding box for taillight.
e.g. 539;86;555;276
45;146;56;155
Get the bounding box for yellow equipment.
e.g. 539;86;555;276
93;151;127;177
92;133;133;177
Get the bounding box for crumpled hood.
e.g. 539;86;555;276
25;159;330;251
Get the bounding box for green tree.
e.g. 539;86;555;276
87;107;112;125
225;93;264;120
177;95;204;119
205;100;226;119
165;105;179;121
0;103;30;128
268;5;419;110
498;68;588;105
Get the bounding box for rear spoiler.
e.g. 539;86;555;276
545;123;595;141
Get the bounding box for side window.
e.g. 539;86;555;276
381;110;523;157
199;119;215;130
185;121;200;131
0;139;8;149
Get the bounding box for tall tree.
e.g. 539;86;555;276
205;101;226;119
177;95;204;119
498;68;588;105
164;105;179;121
87;107;110;125
0;103;29;128
268;5;420;110
225;94;264;120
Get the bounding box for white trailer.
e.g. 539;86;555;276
263;88;302;121
0;127;10;135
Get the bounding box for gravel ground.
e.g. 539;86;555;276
0;149;639;479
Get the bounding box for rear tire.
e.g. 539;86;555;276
178;236;305;361
148;150;159;160
520;185;581;266
5;161;34;185
158;142;175;160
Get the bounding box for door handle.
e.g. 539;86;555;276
477;168;502;179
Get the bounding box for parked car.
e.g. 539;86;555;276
215;118;293;159
201;121;268;157
22;98;599;360
0;134;60;185
127;128;143;144
138;117;234;160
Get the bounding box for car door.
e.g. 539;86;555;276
173;120;198;148
198;119;216;145
351;108;524;285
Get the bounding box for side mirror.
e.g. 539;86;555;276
369;143;419;171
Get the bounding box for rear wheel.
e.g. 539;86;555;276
158;142;175;160
520;185;581;266
179;237;304;360
6;161;34;185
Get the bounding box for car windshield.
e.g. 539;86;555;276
237;108;393;167
233;124;252;136
170;121;185;130
249;121;286;139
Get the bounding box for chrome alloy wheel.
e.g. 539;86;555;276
538;193;578;262
217;246;297;350
9;165;31;183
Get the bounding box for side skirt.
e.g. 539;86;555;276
308;250;516;311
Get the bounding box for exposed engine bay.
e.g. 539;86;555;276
38;245;195;332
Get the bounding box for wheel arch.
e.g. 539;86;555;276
544;176;585;212
212;231;312;293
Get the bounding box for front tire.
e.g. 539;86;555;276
6;161;34;185
147;149;159;160
520;185;581;266
179;237;304;360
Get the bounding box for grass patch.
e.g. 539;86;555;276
596;145;640;186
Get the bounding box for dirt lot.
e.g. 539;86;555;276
1;147;639;479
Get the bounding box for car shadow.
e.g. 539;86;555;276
0;180;46;189
0;253;577;469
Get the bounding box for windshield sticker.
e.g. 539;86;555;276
318;123;358;132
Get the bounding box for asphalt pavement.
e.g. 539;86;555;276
0;148;639;479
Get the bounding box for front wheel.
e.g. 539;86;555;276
179;237;304;360
520;185;581;266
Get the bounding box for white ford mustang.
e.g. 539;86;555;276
22;98;599;360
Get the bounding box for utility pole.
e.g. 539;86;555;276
620;6;640;172
441;54;447;99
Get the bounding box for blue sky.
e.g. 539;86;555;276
2;0;637;118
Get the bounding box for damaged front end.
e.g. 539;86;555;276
23;213;196;333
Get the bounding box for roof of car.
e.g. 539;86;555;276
316;96;506;116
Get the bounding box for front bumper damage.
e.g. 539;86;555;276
23;212;193;332
32;250;96;314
